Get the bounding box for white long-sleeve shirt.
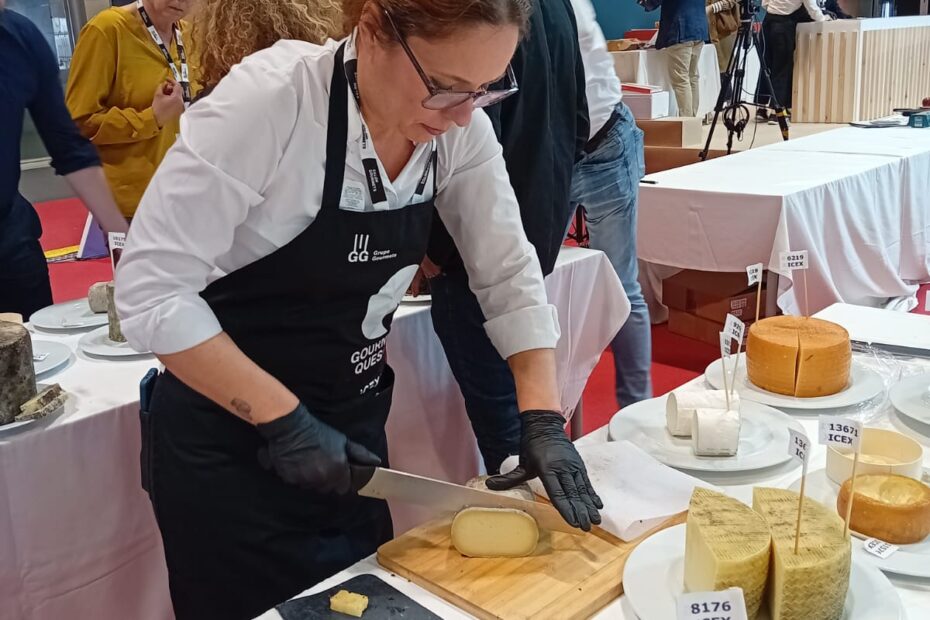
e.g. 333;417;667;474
116;38;560;359
763;0;828;21
569;0;624;139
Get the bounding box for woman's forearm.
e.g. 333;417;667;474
158;332;299;425
64;167;129;234
508;348;561;413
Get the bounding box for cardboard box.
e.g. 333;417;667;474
625;91;670;120
663;269;767;325
668;309;726;347
636;117;704;147
644;146;728;174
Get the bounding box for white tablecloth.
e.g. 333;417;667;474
612;45;730;118
637;125;930;316
0;246;627;620
258;305;930;620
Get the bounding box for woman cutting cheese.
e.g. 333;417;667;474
115;1;601;617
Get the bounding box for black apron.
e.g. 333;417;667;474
141;43;435;620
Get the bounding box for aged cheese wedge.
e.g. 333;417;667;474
87;282;109;314
1;321;37;426
451;507;539;558
746;317;850;397
106;282;127;343
17;384;66;422
329;590;368;617
691;408;740;456
0;313;23;324
837;474;930;544
685;488;771;619
753;488;850;620
666;390;739;437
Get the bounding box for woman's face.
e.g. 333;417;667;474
361;20;520;144
150;0;197;21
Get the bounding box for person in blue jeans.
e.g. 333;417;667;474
570;0;651;408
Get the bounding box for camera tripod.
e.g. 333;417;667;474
700;0;790;159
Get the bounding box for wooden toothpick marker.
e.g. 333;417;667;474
719;332;731;410
803;269;810;318
843;449;861;537
755;278;762;323
794;460;808;554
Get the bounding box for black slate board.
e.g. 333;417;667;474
276;574;443;620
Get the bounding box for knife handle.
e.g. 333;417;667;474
350;465;377;492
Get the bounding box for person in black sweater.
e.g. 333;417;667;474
422;0;589;474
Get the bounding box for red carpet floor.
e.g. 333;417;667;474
36;198;930;436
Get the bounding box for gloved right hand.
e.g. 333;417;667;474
256;403;381;494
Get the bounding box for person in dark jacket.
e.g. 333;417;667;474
421;0;589;474
655;0;710;116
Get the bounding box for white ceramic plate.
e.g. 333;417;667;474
607;397;804;473
32;340;72;377
401;294;432;304
890;373;930;426
78;326;150;358
30;299;107;331
704;353;884;410
623;524;904;620
789;468;930;578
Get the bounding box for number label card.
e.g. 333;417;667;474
863;538;899;559
818;416;862;450
746;263;763;286
779;250;809;272
678;588;748;620
719;331;732;361
788;428;810;464
108;232;127;272
724;314;746;348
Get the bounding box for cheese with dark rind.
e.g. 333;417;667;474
746;317;850;397
753;487;850;620
837;474;930;544
17;384;66;421
0;321;37;425
106;282;127;343
685;488;771;619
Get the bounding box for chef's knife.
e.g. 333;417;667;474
351;466;581;535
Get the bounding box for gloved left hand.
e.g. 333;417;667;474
486;410;602;531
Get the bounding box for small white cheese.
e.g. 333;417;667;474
666;390;739;437
692;408;741;456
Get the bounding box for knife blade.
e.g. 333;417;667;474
351;466;581;535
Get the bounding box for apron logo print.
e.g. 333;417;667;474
348;234;370;263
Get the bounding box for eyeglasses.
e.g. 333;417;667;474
383;10;518;111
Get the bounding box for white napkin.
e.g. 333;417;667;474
501;441;712;541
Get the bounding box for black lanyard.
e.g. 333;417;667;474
343;35;435;207
136;0;190;105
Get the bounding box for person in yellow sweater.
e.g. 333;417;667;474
66;1;201;218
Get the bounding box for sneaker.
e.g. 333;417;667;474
755;109;769;122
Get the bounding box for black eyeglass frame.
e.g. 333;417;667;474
382;10;519;111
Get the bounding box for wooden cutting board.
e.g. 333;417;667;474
378;511;686;620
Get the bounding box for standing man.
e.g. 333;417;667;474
569;0;651;408
0;1;127;319
425;0;590;475
655;0;709;117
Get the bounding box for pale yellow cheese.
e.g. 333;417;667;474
451;507;539;558
752;488;850;620
684;488;771;619
329;590;368;617
746;317;850;397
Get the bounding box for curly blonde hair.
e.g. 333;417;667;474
193;0;344;91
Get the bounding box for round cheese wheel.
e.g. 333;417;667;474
0;321;38;426
746;316;850;397
837;474;930;544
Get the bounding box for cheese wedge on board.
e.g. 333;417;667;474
746;317;850;397
752;488;850;620
685;488;771;619
691;409;740;456
666;390;739;437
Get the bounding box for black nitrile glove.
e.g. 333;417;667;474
256;403;380;494
487;410;602;531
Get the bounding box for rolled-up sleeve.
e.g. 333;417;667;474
435;112;560;359
115;61;298;355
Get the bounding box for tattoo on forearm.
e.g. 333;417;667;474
230;398;253;421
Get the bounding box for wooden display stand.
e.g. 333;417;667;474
793;16;930;123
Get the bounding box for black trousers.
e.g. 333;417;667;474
762;10;810;111
0;196;52;320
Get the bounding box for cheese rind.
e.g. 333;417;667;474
329;590;368;617
16;384;66;421
666;390;739;437
837;474;930;544
106;282;126;343
746;317;850;397
691;408;740;456
465;475;534;501
684;488;771;619
451;508;539;558
87;282;109;313
752;488;850;620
